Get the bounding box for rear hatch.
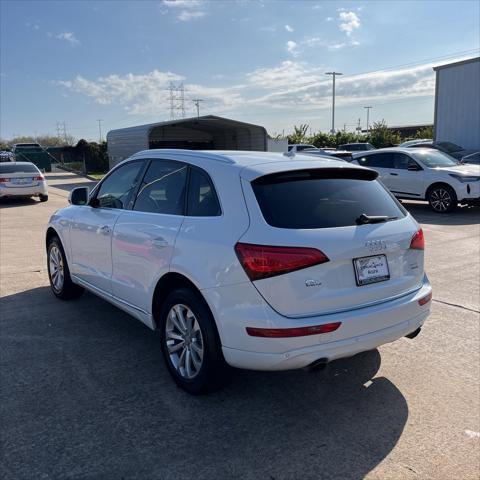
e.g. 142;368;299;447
238;164;424;318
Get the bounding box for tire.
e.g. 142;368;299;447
39;194;48;202
47;236;84;300
158;287;228;394
427;184;457;213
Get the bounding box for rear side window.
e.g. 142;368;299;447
134;160;187;215
0;163;39;173
252;169;405;229
187;168;221;216
357;153;394;168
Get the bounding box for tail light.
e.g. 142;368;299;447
34;176;44;181
235;242;329;281
418;291;432;306
0;178;7;183
246;322;341;338
410;229;425;250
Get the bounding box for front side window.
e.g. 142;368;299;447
252;169;405;229
394;153;420;170
133;160;187;215
187;168;221;216
96;161;144;209
357;153;394;168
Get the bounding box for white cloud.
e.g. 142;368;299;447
162;0;206;21
178;10;206;21
326;16;334;22
339;11;360;36
285;24;294;32
57;69;243;116
286;40;298;56
162;0;202;7
49;32;80;46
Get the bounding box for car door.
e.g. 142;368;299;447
391;152;425;197
69;160;146;294
357;152;395;189
111;159;187;312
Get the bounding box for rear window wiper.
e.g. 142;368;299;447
356;213;398;225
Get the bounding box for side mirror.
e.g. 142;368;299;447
407;164;421;171
68;186;89;205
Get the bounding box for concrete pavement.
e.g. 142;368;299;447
1;172;479;479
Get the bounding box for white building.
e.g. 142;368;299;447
433;57;480;150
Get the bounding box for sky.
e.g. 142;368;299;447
1;0;479;141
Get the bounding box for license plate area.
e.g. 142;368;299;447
12;178;31;185
353;254;390;286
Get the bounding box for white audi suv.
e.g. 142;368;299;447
46;150;432;393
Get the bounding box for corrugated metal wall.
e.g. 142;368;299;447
107;126;150;167
435;59;480;150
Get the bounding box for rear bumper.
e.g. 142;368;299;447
223;311;428;370
202;276;432;371
0;183;48;197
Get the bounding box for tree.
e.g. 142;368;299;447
415;125;434;139
287;124;310;144
365;120;401;148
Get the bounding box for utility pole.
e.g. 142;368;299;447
97;119;103;143
364;106;373;132
192;99;204;118
325;71;343;134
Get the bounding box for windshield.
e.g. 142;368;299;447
412;150;460;167
435;141;463;153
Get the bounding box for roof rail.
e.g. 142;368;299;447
132;149;235;164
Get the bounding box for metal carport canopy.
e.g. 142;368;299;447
107;115;267;168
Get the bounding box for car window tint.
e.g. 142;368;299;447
358;153;394;168
96;161;143;209
252;170;405;229
134;160;187;215
394;153;417;170
0;163;39;173
187;168;221;216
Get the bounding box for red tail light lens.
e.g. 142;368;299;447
235;242;329;281
0;178;7;183
34;176;44;181
246;322;341;338
418;291;432;306
410;229;425;250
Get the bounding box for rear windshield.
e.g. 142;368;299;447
0;163;39;173
252;169;406;229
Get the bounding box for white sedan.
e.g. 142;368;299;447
352;148;480;212
0;162;48;201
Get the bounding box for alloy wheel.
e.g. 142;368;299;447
49;245;65;293
430;188;452;212
165;304;204;379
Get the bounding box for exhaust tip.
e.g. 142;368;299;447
306;357;329;371
405;327;422;339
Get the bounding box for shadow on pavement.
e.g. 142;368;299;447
1;286;408;480
402;200;480;225
0;197;41;208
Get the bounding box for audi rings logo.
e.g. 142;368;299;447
365;240;387;252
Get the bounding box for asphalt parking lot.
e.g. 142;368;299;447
1;172;479;480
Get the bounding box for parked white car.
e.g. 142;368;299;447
46;150;432;393
0;162;48;201
351;148;480;212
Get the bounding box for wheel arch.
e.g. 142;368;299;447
425;181;457;200
46;226;60;251
151;272;222;339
